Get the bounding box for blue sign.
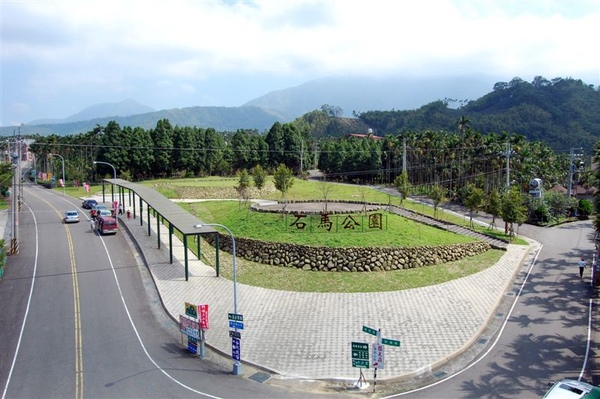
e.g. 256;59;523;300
188;336;198;354
229;320;244;330
231;337;241;361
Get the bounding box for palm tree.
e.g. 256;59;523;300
457;115;471;135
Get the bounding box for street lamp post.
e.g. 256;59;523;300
193;223;242;376
93;161;117;225
49;153;65;196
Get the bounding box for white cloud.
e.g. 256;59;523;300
1;0;599;125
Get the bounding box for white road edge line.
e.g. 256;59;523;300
382;244;544;398
1;205;38;399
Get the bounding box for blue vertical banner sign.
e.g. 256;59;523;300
231;337;241;361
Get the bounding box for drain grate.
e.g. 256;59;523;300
433;371;447;379
249;372;271;384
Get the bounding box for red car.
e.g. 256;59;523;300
95;215;118;235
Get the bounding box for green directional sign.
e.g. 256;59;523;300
228;313;243;322
352;342;369;351
362;325;377;336
382;338;401;347
352;359;370;368
351;342;370;368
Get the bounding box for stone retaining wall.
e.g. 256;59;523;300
202;233;491;272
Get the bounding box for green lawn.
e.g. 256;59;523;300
51;177;518;292
182;200;476;247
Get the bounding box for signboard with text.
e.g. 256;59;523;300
231;337;241;361
372;343;384;369
199;304;209;330
179;315;200;339
351;342;370;369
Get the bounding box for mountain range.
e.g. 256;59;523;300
0;75;499;136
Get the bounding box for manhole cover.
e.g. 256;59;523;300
249;372;271;384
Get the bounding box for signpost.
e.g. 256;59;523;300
360;325;401;392
351;342;369;368
180;302;209;358
351;342;370;389
228;313;244;367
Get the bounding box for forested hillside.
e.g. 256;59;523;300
355;77;600;152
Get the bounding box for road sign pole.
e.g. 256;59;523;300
199;329;205;359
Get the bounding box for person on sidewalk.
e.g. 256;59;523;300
578;257;586;278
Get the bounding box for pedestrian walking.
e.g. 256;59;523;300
578;257;586;278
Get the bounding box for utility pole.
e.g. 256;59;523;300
504;142;511;235
10;128;20;255
567;147;584;199
402;138;407;173
505;142;511;192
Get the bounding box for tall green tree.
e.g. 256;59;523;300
236;168;251;205
251;164;267;194
393;170;412;206
128;126;154;180
501;187;527;239
485;189;502;230
273;163;294;201
429;185;446;219
265;122;285;169
463;183;485;228
96;121;129;178
173;126;197;176
151;119;174;177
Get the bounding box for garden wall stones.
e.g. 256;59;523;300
201;233;491;272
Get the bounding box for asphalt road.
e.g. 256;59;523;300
2;184;598;398
0;185;322;399
373;200;599;398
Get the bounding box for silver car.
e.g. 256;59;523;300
543;379;599;398
64;210;80;223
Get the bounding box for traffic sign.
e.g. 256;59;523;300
231;337;241;361
351;342;370;368
229;320;244;330
229;330;241;339
362;325;377;336
351;342;369;360
352;359;370;368
228;313;243;322
381;338;401;347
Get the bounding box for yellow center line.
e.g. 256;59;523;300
32;192;84;398
67;228;84;399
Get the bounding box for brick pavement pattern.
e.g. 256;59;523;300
114;199;536;381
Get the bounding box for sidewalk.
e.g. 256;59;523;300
105;196;537;382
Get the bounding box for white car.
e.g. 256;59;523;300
63;210;80;223
543;379;600;399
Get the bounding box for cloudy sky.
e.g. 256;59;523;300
1;0;599;126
